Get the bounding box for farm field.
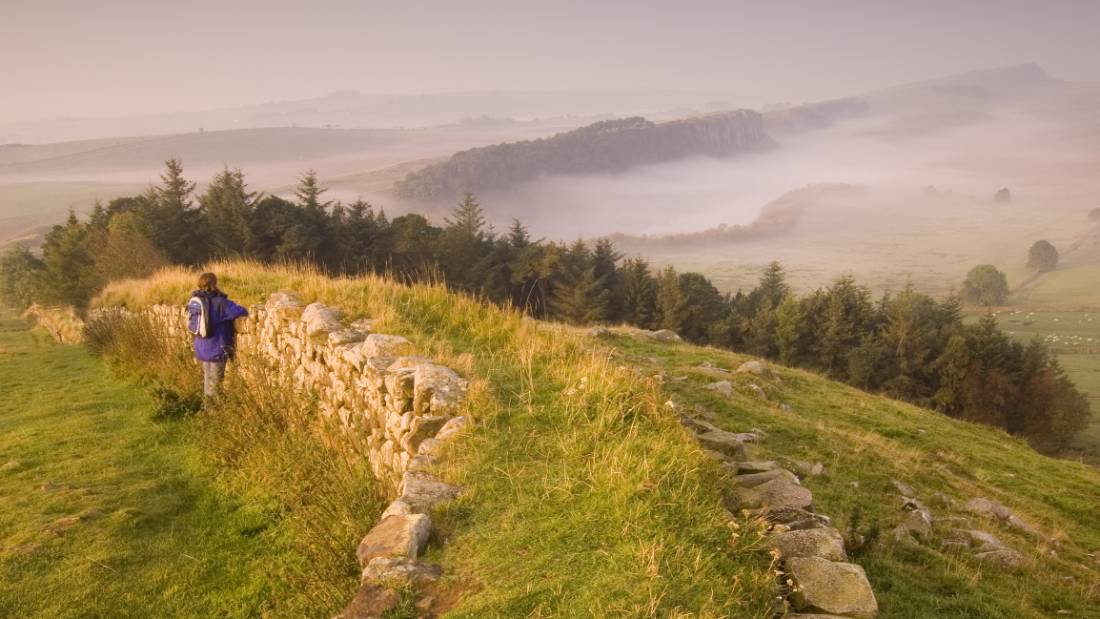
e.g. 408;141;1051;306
991;309;1100;463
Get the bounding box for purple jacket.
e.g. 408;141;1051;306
187;290;248;362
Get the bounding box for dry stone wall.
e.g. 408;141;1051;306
143;291;468;493
138;292;471;615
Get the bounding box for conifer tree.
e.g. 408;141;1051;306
619;257;657;328
201;167;259;258
38;212;98;308
655;266;687;333
549;241;609;324
148;158;203;264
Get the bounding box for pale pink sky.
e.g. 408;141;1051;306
3;0;1099;122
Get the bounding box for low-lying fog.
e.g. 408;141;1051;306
480;111;1097;239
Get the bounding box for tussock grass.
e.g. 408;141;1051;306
93;261;779;618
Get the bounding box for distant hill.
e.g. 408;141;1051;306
393;110;774;201
0;88;721;144
763;98;871;134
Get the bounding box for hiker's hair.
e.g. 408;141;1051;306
197;272;221;294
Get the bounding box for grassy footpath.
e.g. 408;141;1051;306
609;333;1100;618
0;311;285;618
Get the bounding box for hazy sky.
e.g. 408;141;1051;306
3;0;1100;123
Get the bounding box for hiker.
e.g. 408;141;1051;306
187;272;248;398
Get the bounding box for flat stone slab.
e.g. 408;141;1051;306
787;556;879;618
892;508;933;541
400;470;463;514
974;548;1026;569
736;468;799;488
649;329;682;342
355;513;431;567
772;527;847;561
739;477;813;512
737;460;779;474
695;430;747;459
362;556;443;586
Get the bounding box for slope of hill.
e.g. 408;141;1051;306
393;111;774;201
82;262;1100;618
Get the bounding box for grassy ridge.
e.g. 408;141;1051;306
94;262;779;618
0;311;284;618
93;261;1100;617
609;333;1100;618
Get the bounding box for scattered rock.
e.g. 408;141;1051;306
892;479;916;497
679;415;722;434
786;556;879;618
694;430;747;459
783;512;834;531
772;527;847;561
588;326;611;338
790;460;826;477
965;497;1038;537
892;509;933;541
706;380;734;397
338;583;400;619
780;403;793;413
697;361;731;373
649;329;682;343
355;514;431;566
731;430;765;443
735;468;799;489
738;478;813;512
0;459;21;472
736;360;773;377
974;547;1026;569
737;460;780;474
362;556;443;586
747;383;767;399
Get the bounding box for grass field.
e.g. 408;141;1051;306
0;311;286;618
1011;262;1100;307
0;181;145;247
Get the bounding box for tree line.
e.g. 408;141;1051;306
393;111;769;200
0;160;1088;451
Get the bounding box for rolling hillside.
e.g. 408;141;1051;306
65;262;1100;617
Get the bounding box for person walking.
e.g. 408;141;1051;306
187;272;248;398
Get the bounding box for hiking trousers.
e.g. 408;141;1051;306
202;360;227;398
